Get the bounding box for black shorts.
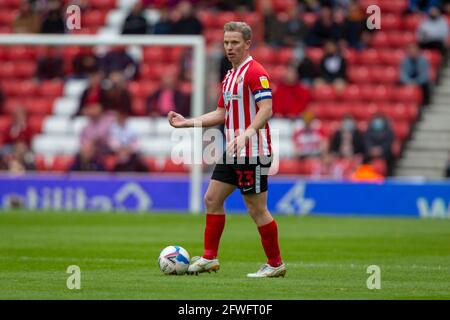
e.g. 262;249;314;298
211;154;272;195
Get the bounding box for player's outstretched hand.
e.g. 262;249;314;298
168;111;189;128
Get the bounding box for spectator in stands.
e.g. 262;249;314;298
417;7;449;57
261;0;284;47
0;86;4;111
13;0;41;33
122;2;149;35
101;71;133;116
292;110;328;159
147;71;191;117
273;65;311;118
80;103;115;156
72;48;100;79
150;8;174;34
1;107;32;155
280;5;309;48
330;114;365;159
69;142;106;172
306;6;342;47
400;43;432;105
40;0;65;34
4;142;36;173
100;47;138;81
316;41;347;89
296;51;318;86
35;46;64;80
75;71;104;116
171;1;203;35
341;2;366;49
179;48;193;82
213;0;254;11
364;113;395;176
108;111;148;172
409;0;441;13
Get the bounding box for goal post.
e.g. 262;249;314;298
0;34;206;214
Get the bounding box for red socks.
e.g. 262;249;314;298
258;220;283;267
203;213;225;260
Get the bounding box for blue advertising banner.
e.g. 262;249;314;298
0;174;449;218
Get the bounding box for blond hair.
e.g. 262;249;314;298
223;21;252;41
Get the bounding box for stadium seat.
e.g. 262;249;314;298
370;85;393;102
43;116;71;135
102;154;117;171
394;85;422;104
339;84;361;101
162;158;189;173
90;0;116;10
351;103;378;121
143;46;165;62
276;47;294;64
392;121;410;141
132;98;147;116
381;14;402;31
127;117;153;136
128;81;158;99
38;81;64;97
371;66;398;85
311;85;336;102
51;155;74;172
0;115;11;133
404;14;423;31
370;158;387;176
305;47;323;65
28;115;45;134
358;49;380;66
378;49;405;66
53;97;79;117
32;135;80;155
5;45;37;61
252;45;276;65
71;117;88;135
278;159;303;175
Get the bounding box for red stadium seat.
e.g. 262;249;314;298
343;48;358;65
392;139;402;158
276;47;294;64
14;61;36;78
379;0;408;14
394;85;422;103
311;85;336;102
5;45;36;61
302;12;317;27
404;14;424;31
422;49;442;68
386;32;416;48
371;66;398;85
358;49;380;65
204;29;224;45
38;81;64;97
34;154;49;171
52;155;74;172
381;14;402;31
340;84;361;101
305;47;323;65
89;0;116;10
370;85;393;102
4;98;54;115
0;10;17;26
347;66;369;83
143;156;157;172
132;98;147;116
278;159;303;175
128;81;158;98
102;155;117;171
143;46;165;62
217;12;238;27
0;115;11;132
163;159;189;173
370;158;387;176
197;10;218;28
371;31;388;48
351;103;378;121
392;121;410;141
28;115;45;134
252;45;276;64
378;49;405;66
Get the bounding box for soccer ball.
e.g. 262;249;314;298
158;245;190;275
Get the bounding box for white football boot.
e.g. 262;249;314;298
247;263;286;278
187;256;220;275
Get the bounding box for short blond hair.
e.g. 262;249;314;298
223;21;252;41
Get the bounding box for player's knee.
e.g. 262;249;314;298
204;193;221;212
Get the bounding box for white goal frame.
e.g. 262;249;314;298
0;34;206;214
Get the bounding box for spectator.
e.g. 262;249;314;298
400;43;431;105
280;5;309;48
171;1;203;35
35;46;64;80
341;2;366;49
306;6;342;47
292;110;328;159
108;111;148;173
330;114;365;158
296;51;318;86
417;7;449;57
1;107;33;154
273;65;311;118
122;2;149;35
72;48;100;78
409;0;441;13
0;85;4;112
101;72;133;115
151;8;174;34
4;142;36;173
100;47;138;81
179;48;193;82
261;0;284;47
13;0;40;33
80;103;115;155
213;0;254;11
69;142;105;172
364;113;395;175
147;71;191;117
316;41;347;88
40;0;65;34
75;71;104;116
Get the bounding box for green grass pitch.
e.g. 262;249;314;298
0;211;449;299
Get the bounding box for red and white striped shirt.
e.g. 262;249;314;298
218;56;272;157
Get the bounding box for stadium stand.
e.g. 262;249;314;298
0;0;449;178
